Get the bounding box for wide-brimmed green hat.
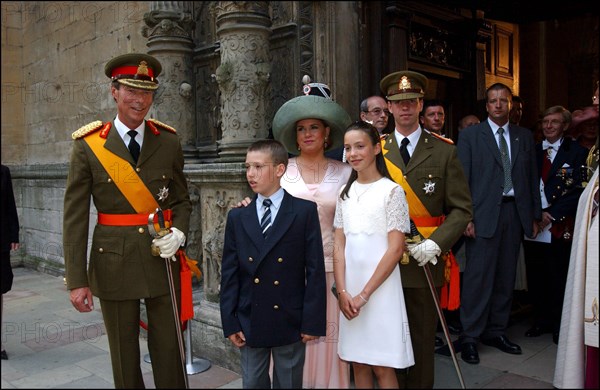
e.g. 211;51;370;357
272;95;352;154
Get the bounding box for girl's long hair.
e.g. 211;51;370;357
340;121;391;200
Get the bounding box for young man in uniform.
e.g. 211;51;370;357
379;70;472;388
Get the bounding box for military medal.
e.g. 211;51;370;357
423;180;436;195
157;186;169;202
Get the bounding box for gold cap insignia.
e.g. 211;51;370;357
137;61;149;76
399;76;412;91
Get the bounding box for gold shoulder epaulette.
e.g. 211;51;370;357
71;121;104;140
148;118;177;134
429;132;455;145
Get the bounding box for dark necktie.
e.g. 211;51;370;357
127;130;140;163
497;128;513;193
260;198;272;237
541;146;553;183
400;137;411;166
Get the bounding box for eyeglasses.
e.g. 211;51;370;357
244;163;278;171
366;108;390;116
541;119;564;126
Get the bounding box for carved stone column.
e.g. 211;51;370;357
143;2;198;161
213;1;272;162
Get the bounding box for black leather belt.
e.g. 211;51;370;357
502;196;515;203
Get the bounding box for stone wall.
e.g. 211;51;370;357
1;1;152;166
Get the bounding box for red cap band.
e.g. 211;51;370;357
111;65;155;79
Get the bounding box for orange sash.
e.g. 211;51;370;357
382;144;460;310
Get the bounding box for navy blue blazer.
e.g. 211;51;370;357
219;190;326;348
457;122;542;238
536;137;588;232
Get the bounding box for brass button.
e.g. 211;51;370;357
428;174;432;178
274;280;279;286
273;305;279;310
403;175;407;180
99;248;104;253
248;257;254;262
254;278;260;284
277;257;283;263
107;178;112;183
138;227;145;234
136;167;141;172
162;174;167;179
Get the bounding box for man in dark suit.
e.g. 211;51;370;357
523;105;588;344
63;53;192;388
457;83;542;365
379;70;472;388
220;140;326;389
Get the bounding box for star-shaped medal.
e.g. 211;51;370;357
423;180;436;195
157;186;169;202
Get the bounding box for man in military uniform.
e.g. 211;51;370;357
63;53;192;388
379;71;472;388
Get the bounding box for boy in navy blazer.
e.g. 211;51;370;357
220;139;326;388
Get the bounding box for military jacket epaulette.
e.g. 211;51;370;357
428;131;455;145
147;118;177;134
71;121;107;140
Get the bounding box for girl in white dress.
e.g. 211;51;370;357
333;121;414;388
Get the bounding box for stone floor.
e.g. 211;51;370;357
2;266;558;388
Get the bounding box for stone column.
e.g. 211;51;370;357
143;2;197;160
213;1;272;162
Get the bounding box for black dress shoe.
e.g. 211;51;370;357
553;331;559;345
435;336;444;347
1;350;7;360
482;335;522;354
525;325;551;337
461;343;479;364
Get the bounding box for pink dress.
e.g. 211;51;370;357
281;157;352;388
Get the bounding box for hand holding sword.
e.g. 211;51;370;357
149;208;186;260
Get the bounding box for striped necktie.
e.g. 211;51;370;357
260;198;272;237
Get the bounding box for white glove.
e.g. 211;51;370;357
408;239;441;267
152;227;186;259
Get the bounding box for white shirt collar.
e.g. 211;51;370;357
542;138;563;150
115;116;145;147
488;118;510;136
394;126;422;155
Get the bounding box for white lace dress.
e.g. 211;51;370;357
333;177;415;368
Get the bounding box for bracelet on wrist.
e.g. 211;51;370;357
359;294;368;303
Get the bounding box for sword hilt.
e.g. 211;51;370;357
149;208;171;256
401;219;423;264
